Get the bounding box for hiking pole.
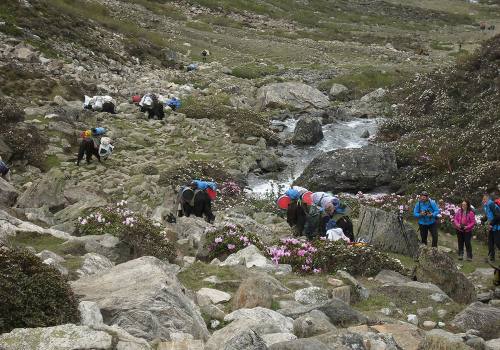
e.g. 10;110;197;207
396;210;413;257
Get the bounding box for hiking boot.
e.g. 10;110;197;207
458;255;463;261
466;257;472;261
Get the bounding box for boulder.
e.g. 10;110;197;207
0;136;13;161
256;82;330;111
224;307;294;334
360;88;386;102
291;117;323;146
220;245;273;269
0;177;18;208
0;324;113;350
294;287;329;305
71;256;209;341
261;333;297;347
81;234;126;262
371;323;424;350
268;338;330;350
329;84;349;98
223;329;268;350
414;247;476;304
336;270;370;301
76;253;115;277
278;298;368;327
79;301;104;327
16;168;66;211
356;205;420;257
486;338;500;350
293;310;336;338
418;329;472;350
233;274;289;310
293;145;397;193
452;302;500;340
157;340;204;350
197;287;231;305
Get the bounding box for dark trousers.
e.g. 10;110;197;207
488;229;500;260
456;230;472;258
182;192;215;224
419;223;438;247
77;139;100;165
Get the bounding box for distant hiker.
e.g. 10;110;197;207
413;191;440;247
187;63;198;72
76;138;100;166
165;97;181;111
131;95;142;105
482;193;500;263
177;180;216;223
98;136;114;160
453;199;476;261
0;156;11;181
480;21;487;31
139;93;165;120
201;49;210;62
83;95;116;114
488;24;496;31
283;187;310;236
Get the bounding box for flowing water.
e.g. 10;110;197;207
247;117;380;196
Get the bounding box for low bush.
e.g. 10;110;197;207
231;63;279;79
76;201;176;262
205;223;265;261
0;245;79;333
267;237;406;276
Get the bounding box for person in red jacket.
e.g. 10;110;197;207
453;200;476;261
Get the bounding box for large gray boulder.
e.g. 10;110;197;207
0;177;18;208
0;324;113;350
293;310;336;338
223;329;269;350
269;338;330;350
452;302;500;340
233;274;289;310
71;256;209;341
418;329;472;350
16;168;66;211
256;82;330;111
292;117;323;146
414;247;476;304
329;84;349;98
293;145;397;193
356;205;420;257
76;253;114;277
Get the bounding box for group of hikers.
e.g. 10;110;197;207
176;180;216;224
76;127;113;166
411;191;500;263
278;186;354;242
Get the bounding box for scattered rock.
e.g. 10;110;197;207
256;82;330;111
292;310;336;338
233;274;289;310
291;117;323;146
360;88;386;102
75;253;114;278
452;302;500;340
419;329;472;350
225;307;294;334
329;83;349;98
268;338;330;350
423;320;437;330
79;301;103;327
223;329;268;350
336;270;369;301
0;177;19;208
294;287;329;305
485;338;500;350
330;286;351;304
261;333;297;347
360;130;370;138
220;245;273;269
371;323;424;350
197;287;231;305
407;314;419;325
16;168;66;211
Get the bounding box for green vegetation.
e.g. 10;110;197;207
186;20;213;32
0;245;80;333
178;261;242;292
231;63;280;79
430;41;454;51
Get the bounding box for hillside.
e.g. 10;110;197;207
379;34;500;201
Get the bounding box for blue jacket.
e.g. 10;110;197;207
484;199;500;230
285;189;300;200
413;199;440;225
193;180;216;191
0;160;9;175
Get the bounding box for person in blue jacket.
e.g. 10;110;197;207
413;191;440;247
482;193;500;262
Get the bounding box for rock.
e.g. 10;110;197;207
327;278;344;288
417;306;434;317
371;323;424;350
223;329;268;350
356;206;420;257
268;338;330;350
13;45;36;61
452;302;500;340
414;247;476;304
438;309;448;318
466;337;487;350
430;293;452;303
197;288;231;304
419;329;472;350
76;253;115;277
0;136;13;161
42;257;68;275
360;88;386;102
261;333;297;347
291;117;323;146
485;338;500;350
336;270;369;301
329;83;348;98
407;314;419;325
157;340;204;350
423;320;437;330
79;301;104;327
220;245;272;269
0;324;113;350
211;320;221;329
16;168;66;211
71;256;209;341
294;145;397;193
53;95;68;106
225;307;294;334
375;269;412;284
330;286;351;304
278;298;368;327
0;177;18;208
36;249;65;263
293;310;336;338
360;130;370;138
201;303;226;321
256;82;330;111
82;234;124;262
294;287;329;305
258;155;287;173
117;102;139;114
233;274;289;310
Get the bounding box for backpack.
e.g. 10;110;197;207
304;205;322;238
490;202;500;222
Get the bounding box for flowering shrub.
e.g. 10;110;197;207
205;223;265;260
220;181;242;197
267;237;405;276
76;201;176;262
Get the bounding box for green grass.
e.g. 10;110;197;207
231;63;280;79
186;21;213;32
42;155;62;171
123;0;186;20
177;261;242;292
430;41;454;51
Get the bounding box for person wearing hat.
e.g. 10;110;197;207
413;191;441;247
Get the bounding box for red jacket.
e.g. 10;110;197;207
453;209;476;232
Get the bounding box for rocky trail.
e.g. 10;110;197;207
1;0;500;349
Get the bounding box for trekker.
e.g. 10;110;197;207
177;180;216;223
413;191;440;247
201;49;210;62
284;187;309;236
76;138;100;166
453;200;476;261
139;93;165;120
482;193;500;262
0;156;11;181
83;95;116;114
